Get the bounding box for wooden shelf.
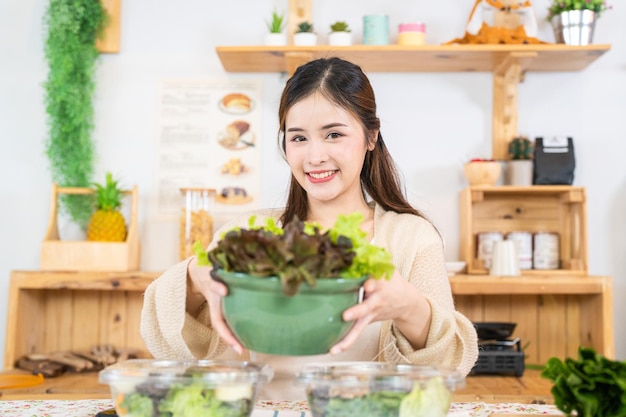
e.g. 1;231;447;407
4;271;160;369
215;43;609;160
449;274;610;295
216;44;610;74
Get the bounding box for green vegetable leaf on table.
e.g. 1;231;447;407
193;212;395;296
541;346;626;417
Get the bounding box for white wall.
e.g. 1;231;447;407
1;0;624;365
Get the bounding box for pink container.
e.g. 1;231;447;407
398;22;426;45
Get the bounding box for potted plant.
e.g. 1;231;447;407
547;0;611;45
506;136;534;186
328;21;352;46
194;213;394;355
293;21;317;46
44;0;108;229
264;9;287;46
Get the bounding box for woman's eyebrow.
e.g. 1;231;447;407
321;122;348;129
286;122;347;133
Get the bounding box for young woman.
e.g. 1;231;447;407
141;57;478;400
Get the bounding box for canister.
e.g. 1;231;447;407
533;232;560;269
506;231;533;270
477;231;503;270
397;22;426;46
363;14;389;45
179;187;215;260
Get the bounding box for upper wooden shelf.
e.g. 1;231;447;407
215;44;610;74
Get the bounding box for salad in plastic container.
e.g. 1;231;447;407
98;359;273;417
296;362;465;417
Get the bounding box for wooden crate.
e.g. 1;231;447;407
460;185;587;275
40;184;140;272
3;270;159;368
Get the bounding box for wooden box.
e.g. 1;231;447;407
460;185;587;275
40;184;140;272
3;270;158;369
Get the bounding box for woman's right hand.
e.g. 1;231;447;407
186;257;244;354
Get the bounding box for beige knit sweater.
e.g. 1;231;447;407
140;203;478;400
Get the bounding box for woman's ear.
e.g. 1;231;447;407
367;130;379;151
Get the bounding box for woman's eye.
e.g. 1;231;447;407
290;135;307;143
327;132;342;140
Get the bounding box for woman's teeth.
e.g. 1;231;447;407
308;171;335;179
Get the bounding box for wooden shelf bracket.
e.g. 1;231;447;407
492;51;537;160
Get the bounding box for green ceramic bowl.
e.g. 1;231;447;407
215;270;367;356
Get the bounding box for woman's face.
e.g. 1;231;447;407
284;92;375;207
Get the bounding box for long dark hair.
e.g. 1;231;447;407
277;57;425;225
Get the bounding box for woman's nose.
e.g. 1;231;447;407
307;140;329;165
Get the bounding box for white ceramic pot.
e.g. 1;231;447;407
328;31;352;46
293;32;318;46
264;33;288;46
506;160;533;186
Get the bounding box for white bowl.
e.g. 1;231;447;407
446;261;467;276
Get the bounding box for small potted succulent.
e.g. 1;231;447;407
506;136;534;186
264;9;287;46
293;21;317;46
328;21;352;46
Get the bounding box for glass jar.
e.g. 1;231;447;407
179;187;215;260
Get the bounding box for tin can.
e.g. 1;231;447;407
506;231;533;270
363;14;389;45
533;232;560;269
477;232;503;270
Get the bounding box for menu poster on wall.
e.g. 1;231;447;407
154;78;262;219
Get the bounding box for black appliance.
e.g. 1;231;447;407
470;322;525;377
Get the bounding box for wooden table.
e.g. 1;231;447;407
0;368;554;403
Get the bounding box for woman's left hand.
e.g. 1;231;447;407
329;269;432;354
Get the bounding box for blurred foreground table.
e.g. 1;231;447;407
0;398;564;416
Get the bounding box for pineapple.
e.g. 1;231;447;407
87;172;127;242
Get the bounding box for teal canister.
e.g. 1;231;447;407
363;14;389;45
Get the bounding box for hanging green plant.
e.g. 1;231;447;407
43;0;107;229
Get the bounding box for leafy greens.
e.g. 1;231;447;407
194;212;395;296
541;346;626;417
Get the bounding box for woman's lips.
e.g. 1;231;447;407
307;170;337;183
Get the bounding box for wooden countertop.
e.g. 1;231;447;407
0;369;554;403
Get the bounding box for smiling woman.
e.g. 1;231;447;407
140;57;478;401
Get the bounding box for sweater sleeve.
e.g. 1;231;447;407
375;209;478;375
140;258;228;360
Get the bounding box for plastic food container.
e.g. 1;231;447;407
296;362;465;417
99;360;273;417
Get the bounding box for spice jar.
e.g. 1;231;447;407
397;22;426;46
179;187;215;260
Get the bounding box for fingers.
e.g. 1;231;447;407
197;268;241;353
207;293;243;354
330;317;371;354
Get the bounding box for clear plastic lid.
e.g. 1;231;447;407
99;359;273;385
296;362;465;391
